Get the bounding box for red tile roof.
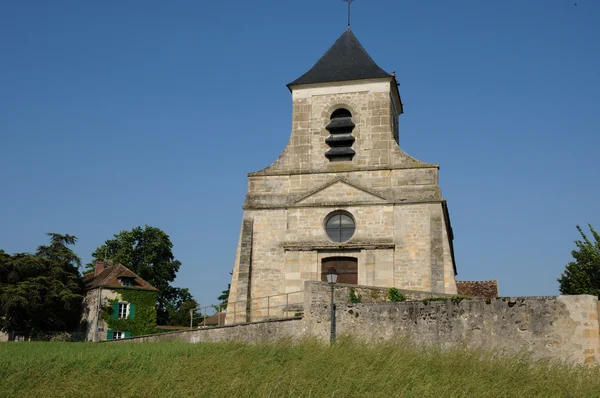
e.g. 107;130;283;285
456;280;499;298
201;312;226;326
84;261;158;291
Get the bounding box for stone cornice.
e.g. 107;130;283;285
243;199;445;211
283;242;395;252
248;164;440;178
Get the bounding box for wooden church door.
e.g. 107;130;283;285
321;257;358;285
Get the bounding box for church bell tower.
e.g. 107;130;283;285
227;28;458;322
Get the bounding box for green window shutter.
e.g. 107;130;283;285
129;303;135;320
124;331;131;338
107;330;113;340
113;302;119;319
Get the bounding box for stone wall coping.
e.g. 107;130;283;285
305;281;456;297
101;316;303;343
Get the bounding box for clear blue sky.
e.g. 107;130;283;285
1;0;599;306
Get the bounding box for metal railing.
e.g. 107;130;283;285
190;291;304;328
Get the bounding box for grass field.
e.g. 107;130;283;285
1;339;599;398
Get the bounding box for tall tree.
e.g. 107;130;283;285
0;234;84;339
88;225;182;324
558;224;600;298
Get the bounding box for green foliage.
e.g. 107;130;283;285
2;340;600;398
0;234;83;338
558;224;600;298
387;288;406;302
87;225;184;324
369;289;380;299
216;271;232;312
168;289;198;327
348;288;362;303
421;297;448;304
103;289;158;337
450;295;471;303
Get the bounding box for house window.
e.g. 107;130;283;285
325;211;356;243
113;331;124;339
119;277;133;287
118;303;129;319
325;108;356;161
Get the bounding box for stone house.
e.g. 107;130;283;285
82;260;158;341
228;29;459;321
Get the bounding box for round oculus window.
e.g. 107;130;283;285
325;212;355;243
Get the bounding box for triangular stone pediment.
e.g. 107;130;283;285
293;179;387;206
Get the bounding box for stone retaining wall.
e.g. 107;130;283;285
305;294;600;365
109;282;600;365
110;318;305;344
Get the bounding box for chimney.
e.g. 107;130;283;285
95;260;106;276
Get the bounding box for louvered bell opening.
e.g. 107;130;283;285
325;133;355;147
325;109;355;162
325;147;355;161
326;117;355;133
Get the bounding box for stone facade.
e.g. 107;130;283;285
81;288;121;342
227;37;458;323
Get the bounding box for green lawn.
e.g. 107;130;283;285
1;339;599;397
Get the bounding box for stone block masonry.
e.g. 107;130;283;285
110;318;305;345
305;293;600;365
111;282;600;366
227;76;460;318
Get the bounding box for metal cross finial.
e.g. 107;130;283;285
342;0;354;29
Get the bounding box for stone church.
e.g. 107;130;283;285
228;29;458;320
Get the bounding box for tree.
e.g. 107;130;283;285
0;234;84;339
168;288;198;326
216;271;231;311
88;225;183;324
558;224;600;298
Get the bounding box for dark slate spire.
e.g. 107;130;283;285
287;29;392;87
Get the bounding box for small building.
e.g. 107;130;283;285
82;260;158;341
200;312;226;327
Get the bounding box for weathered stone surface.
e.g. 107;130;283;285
114;282;600;366
81;288;120;341
109;318;305;344
308;294;600;365
303;281;455;309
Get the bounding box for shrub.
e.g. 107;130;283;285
387;288;406;302
349;288;362;303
